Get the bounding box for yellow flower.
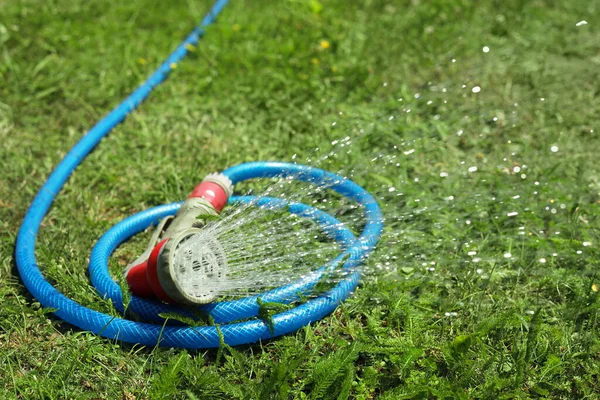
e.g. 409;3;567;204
170;63;177;69
185;43;196;52
233;24;241;32
592;283;599;292
320;40;330;50
137;58;147;65
311;58;320;65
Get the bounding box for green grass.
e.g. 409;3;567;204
1;0;600;398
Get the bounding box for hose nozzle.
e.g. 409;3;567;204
125;173;233;305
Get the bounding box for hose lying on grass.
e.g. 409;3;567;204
15;0;383;348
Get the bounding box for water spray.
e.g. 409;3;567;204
15;0;384;348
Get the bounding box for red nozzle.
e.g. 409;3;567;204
126;173;233;304
125;260;153;297
126;238;174;303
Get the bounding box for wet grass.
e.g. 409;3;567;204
1;0;600;398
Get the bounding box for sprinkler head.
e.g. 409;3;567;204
145;228;228;304
125;173;233;305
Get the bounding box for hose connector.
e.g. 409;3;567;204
189;172;233;212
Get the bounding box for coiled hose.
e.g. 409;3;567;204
15;0;384;348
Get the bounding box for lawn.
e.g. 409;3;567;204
1;0;600;398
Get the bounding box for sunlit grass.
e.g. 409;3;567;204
0;0;599;398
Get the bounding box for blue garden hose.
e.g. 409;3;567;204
15;0;384;348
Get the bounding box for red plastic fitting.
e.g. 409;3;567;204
126;239;174;303
188;181;229;212
125;260;153;297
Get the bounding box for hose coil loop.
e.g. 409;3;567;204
15;0;383;348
